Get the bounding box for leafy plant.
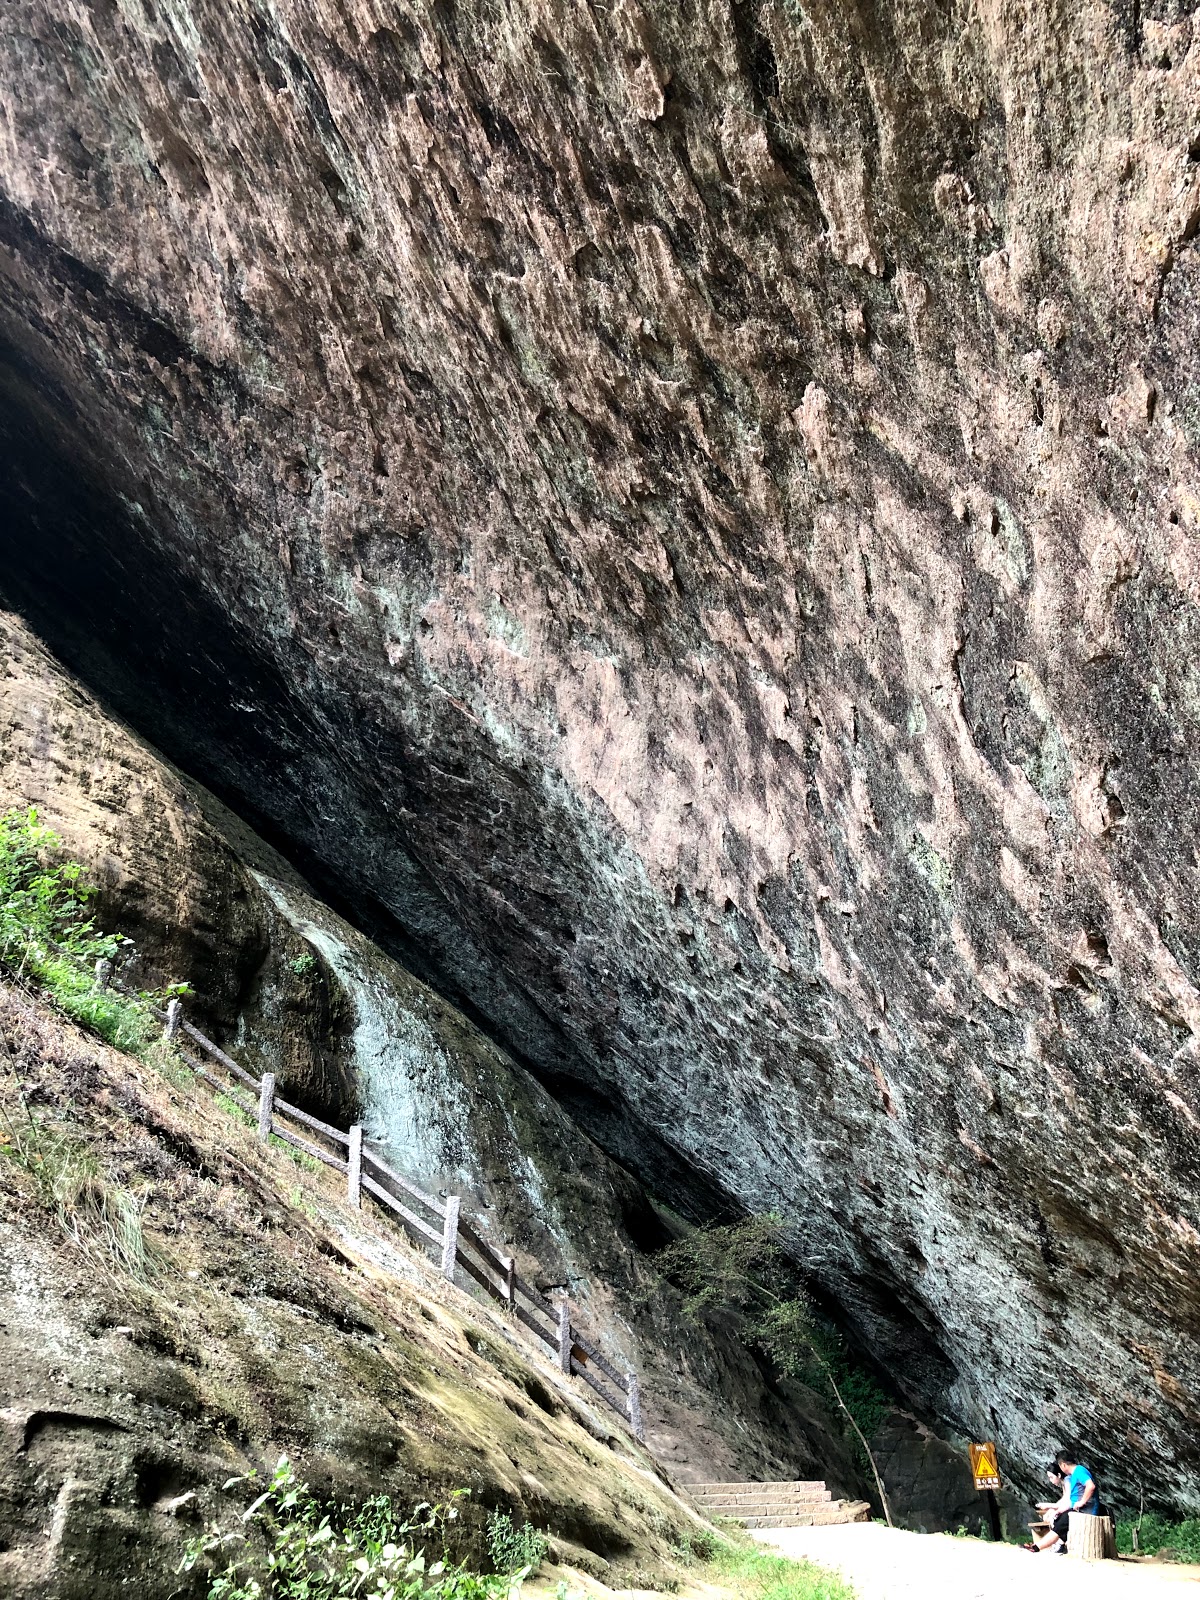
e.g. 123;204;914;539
289;953;317;977
673;1528;720;1564
0;807;115;959
0;807;165;1054
216;1092;256;1129
485;1509;548;1576
656;1215;893;1525
182;1459;520;1600
1116;1514;1200;1563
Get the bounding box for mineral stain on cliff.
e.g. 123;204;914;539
1;0;1199;1517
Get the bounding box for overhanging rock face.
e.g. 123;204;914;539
1;0;1199;1506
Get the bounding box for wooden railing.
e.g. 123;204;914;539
158;999;643;1439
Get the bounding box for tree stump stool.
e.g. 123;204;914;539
1068;1513;1116;1560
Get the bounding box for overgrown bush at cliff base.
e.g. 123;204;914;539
484;1510;548;1576
1116;1515;1200;1563
181;1461;527;1600
0;806;179;1054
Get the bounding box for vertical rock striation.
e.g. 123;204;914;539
1;0;1199;1506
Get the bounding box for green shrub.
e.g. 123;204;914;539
674;1528;720;1564
485;1509;548;1576
182;1461;517;1600
34;950;155;1053
1116;1515;1200;1562
0;807;168;1054
215;1092;256;1129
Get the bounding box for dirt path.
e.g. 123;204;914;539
753;1524;1200;1599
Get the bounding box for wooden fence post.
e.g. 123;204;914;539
557;1300;572;1374
347;1124;363;1208
627;1371;643;1441
93;958;113;992
441;1196;460;1281
502;1255;516;1307
257;1073;276;1143
164;998;182;1042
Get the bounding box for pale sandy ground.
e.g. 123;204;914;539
752;1524;1200;1599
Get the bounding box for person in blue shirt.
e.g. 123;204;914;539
1024;1450;1098;1552
1057;1451;1098;1515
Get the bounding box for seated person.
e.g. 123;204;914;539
1058;1451;1098;1517
1033;1463;1065;1526
1024;1451;1097;1552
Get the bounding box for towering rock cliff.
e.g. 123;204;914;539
1;0;1199;1509
1;610;868;1496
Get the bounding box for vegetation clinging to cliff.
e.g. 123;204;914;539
656;1215;892;1521
181;1462;528;1600
0;806;172;1052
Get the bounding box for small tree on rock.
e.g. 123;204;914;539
656;1214;894;1525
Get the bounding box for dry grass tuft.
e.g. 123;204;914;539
2;1108;158;1283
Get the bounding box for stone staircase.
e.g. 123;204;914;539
687;1480;872;1529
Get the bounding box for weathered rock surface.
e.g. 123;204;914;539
867;1414;1024;1537
0;609;869;1498
1;0;1199;1511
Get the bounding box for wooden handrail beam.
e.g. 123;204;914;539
513;1303;556;1350
569;1328;629;1393
360;1145;446;1218
192;1063;255;1117
456;1247;507;1305
272;1122;348;1174
273;1096;352;1147
360;1174;443;1248
182;1021;261;1091
457;1215;510;1276
570;1354;623;1415
513;1271;555;1320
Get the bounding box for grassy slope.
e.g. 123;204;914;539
0;978;716;1597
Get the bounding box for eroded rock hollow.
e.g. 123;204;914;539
2;0;1199;1509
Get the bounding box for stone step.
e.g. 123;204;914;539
691;1484;832;1497
695;1501;834;1515
686;1479;870;1530
689;1481;827;1492
702;1505;842;1520
737;1502;872;1530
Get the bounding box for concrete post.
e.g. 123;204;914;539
347;1124;363;1208
441;1195;460;1281
257;1073;276;1143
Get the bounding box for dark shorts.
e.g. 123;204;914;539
1053;1512;1071;1541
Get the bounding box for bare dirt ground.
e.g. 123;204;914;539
753;1525;1200;1599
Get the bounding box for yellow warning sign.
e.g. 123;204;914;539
970;1441;1002;1491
